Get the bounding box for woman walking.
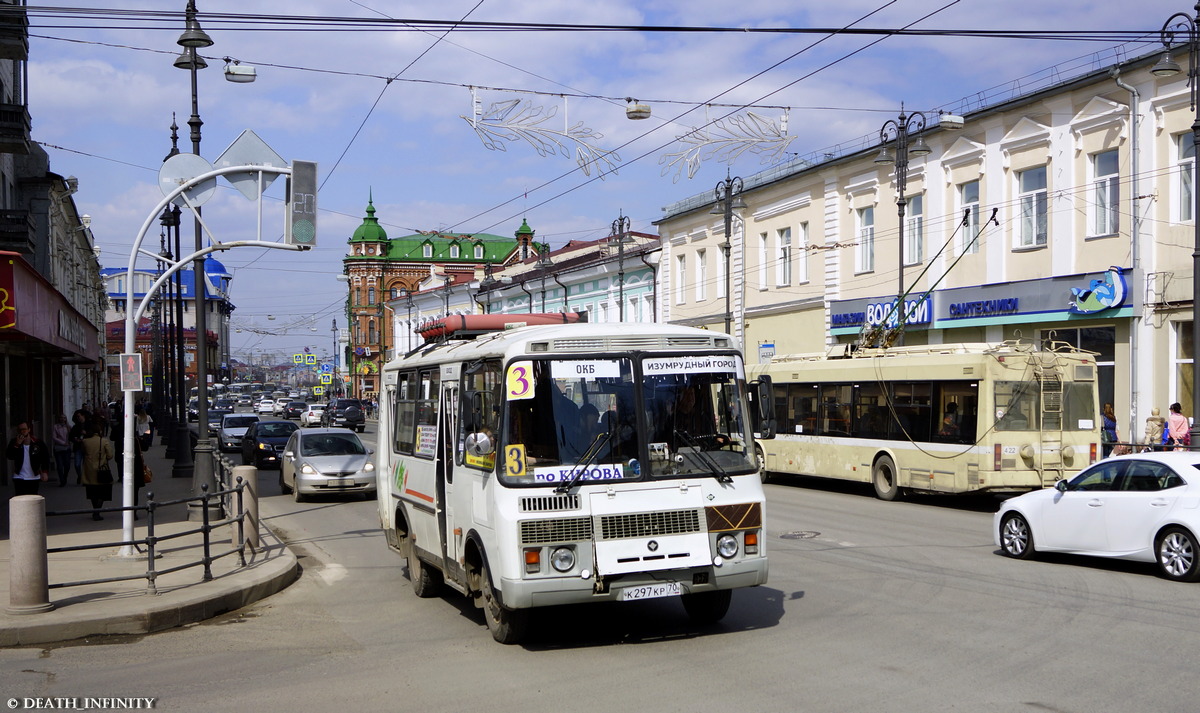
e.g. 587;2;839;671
1167;402;1191;452
80;421;114;521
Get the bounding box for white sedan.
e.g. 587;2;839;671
300;404;325;427
996;451;1200;581
256;399;276;415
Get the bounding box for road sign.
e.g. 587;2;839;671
320;363;333;373
120;353;143;392
286;160;317;248
320;374;332;385
293;354;303;364
305;354;316;365
313;386;325;396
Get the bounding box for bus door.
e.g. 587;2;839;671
437;381;460;572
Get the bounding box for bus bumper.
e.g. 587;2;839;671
500;557;769;609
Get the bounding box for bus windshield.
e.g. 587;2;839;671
499;353;754;486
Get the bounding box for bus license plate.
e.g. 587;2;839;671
619;582;681;601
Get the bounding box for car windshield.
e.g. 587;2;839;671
223;416;258;428
259;422;298;437
301;433;365;456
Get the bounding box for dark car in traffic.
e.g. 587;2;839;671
322;398;365;432
241;419;299;469
283;401;308;419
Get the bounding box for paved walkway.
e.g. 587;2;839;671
0;436;298;646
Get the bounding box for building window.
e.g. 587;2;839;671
717;245;727;299
796;222;808;284
1177;320;1194;421
450;244;460;258
958;180;980;254
1178;134;1194;223
368;319;376;344
905;194;923;265
776;227;792;286
475;244;485;259
1091;150;1119;236
756;232;768;289
423;243;433;258
368;286;375;305
1017;166;1048;247
674;254;686;304
695;248;707;301
856;207;875;273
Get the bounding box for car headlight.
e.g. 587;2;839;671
258;443;271;450
550;547;576;572
300;464;318;475
716;534;739;559
363;462;375;472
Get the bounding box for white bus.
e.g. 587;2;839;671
746;340;1100;500
375;316;775;643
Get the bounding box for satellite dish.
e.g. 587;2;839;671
159;153;217;209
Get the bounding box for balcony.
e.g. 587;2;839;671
0;4;27;61
0;102;28;154
0;209;33;253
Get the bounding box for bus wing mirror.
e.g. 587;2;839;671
753;376;776;439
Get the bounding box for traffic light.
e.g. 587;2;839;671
286;160;317;248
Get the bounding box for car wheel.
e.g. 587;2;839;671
278;469;291;495
872;454;901;501
358;426;365;433
681;589;732;625
999;512;1035;559
292;481;305;503
480;559;528;644
1157;527;1200;582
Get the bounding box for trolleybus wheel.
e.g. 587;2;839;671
756;445;771;484
480;561;528;644
682;589;732;625
999;513;1035;559
872;454;901;501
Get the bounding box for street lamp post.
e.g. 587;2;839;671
874;105;932;337
712;171;745;336
175;0;216;514
397;288;415;352
537;247;554;312
611;213;631;321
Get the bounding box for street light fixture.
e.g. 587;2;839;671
874;105;932;339
1155;1;1200;443
711;170;746;336
537;246;554;312
611;213;632;321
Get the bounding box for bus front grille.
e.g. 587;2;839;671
520;494;580;512
519;517;593;545
600;509;702;540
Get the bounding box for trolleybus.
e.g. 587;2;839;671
746;340;1100;499
375;315;775;643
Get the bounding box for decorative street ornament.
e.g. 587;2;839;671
659;110;796;183
463;89;620;178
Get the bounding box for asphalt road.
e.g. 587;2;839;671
2;444;1197;712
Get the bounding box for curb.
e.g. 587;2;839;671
0;544;299;647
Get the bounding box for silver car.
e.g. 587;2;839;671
279;427;375;501
218;413;260;453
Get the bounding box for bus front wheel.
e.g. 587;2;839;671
480;561;528;644
682;589;732;625
872;455;901;501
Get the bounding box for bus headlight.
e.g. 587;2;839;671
550;547;576;572
716;534;739;559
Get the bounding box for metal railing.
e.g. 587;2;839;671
44;479;248;596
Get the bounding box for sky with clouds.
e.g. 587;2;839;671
26;0;1184;360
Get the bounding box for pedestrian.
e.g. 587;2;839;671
1101;402;1119;457
80;421;114;521
69;409;87;484
1167;402;1191;451
51;413;72;487
134;404;154;452
1144;407;1166;452
6;421;50;496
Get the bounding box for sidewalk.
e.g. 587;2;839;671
0;437;299;646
